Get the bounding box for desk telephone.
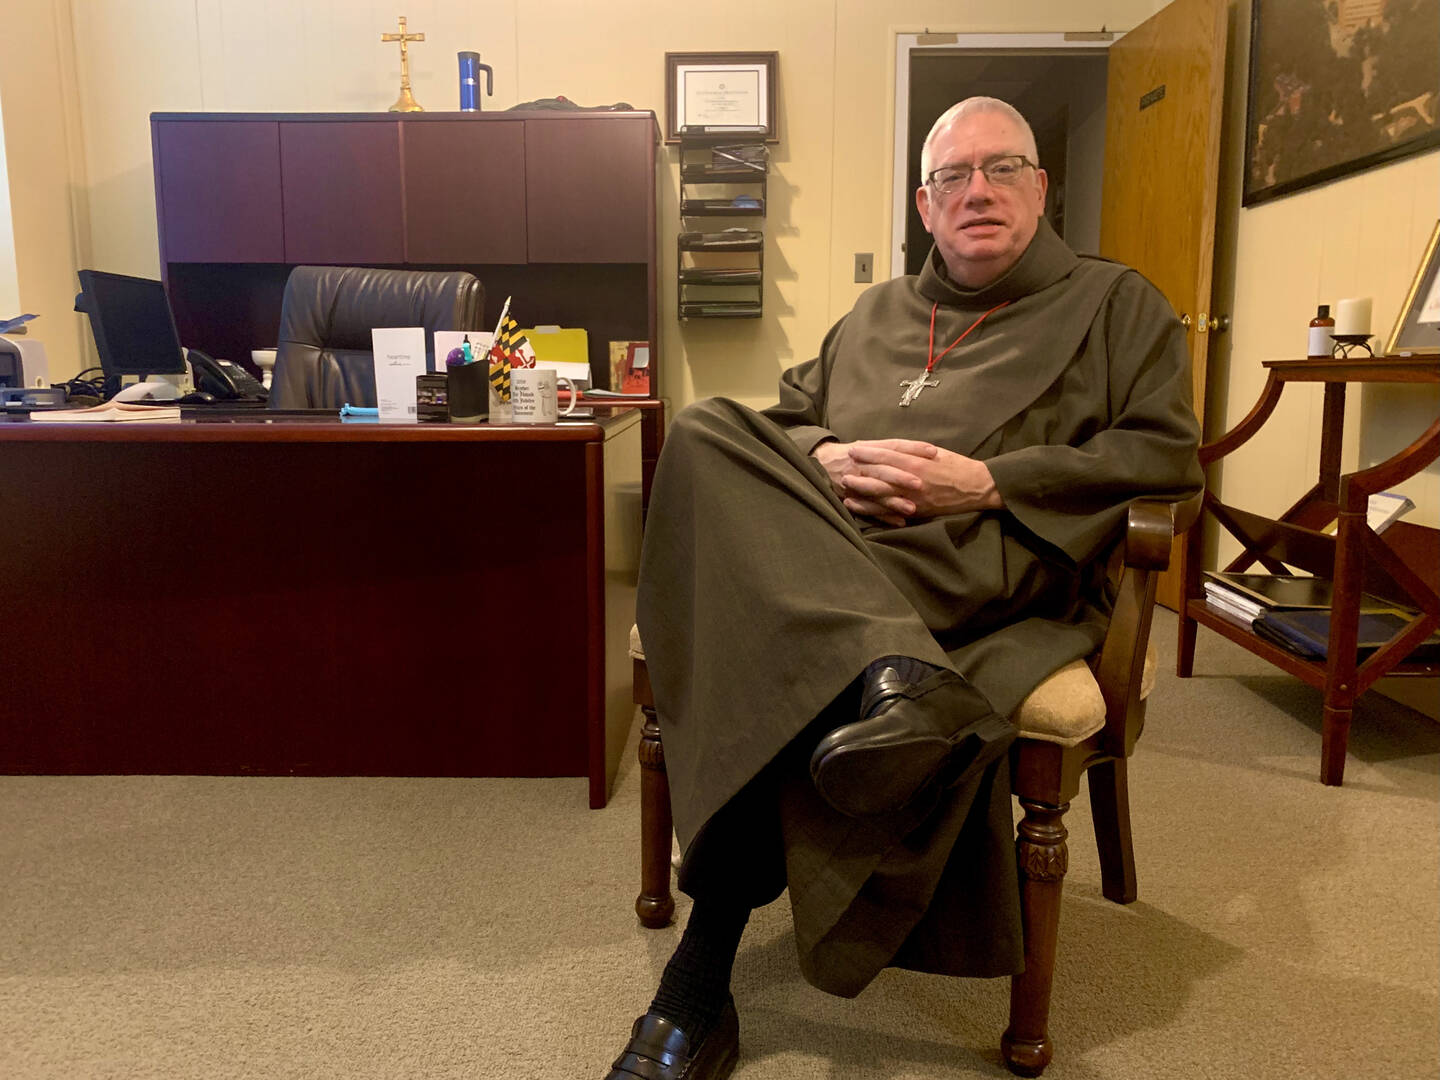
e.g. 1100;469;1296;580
188;349;267;401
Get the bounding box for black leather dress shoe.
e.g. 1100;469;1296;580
605;998;738;1080
809;666;1015;817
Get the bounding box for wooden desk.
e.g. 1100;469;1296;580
0;410;643;808
1177;357;1439;785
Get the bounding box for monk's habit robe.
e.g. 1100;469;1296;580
636;219;1203;996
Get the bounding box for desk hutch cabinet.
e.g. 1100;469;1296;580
150;109;662;399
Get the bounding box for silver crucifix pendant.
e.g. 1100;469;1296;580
898;373;939;407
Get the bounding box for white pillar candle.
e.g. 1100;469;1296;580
1334;297;1372;336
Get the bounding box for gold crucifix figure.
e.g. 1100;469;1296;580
381;16;425;112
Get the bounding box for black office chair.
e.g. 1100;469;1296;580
268;266;485;410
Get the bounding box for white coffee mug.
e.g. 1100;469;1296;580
510;367;578;424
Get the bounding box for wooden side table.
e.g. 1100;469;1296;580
1176;357;1440;785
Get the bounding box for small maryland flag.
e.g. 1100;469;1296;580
488;313;529;403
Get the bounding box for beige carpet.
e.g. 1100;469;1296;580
2;610;1436;1079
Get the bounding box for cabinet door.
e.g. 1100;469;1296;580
281;122;404;264
404;121;527;264
526;117;653;263
154;120;284;263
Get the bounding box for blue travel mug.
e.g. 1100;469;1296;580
458;52;493;111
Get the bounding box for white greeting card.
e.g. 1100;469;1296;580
371;327;427;420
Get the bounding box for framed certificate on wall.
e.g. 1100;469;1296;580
665;51;778;143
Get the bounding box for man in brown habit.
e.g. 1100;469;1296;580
605;96;1203;1080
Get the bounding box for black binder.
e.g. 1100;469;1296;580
1253;609;1440;662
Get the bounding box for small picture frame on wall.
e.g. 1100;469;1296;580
1385;221;1440;356
1242;0;1440;207
665;51;778;143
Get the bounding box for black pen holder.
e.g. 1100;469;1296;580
446;362;489;421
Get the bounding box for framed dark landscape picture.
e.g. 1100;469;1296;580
1243;0;1440;207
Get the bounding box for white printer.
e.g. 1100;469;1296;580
0;333;49;389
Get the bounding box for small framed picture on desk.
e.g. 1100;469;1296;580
608;340;651;396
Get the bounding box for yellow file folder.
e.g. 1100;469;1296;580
522;325;590;385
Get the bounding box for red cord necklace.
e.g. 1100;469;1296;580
898;299;1011;406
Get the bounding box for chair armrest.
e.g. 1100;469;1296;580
1123;491;1202;571
1095;491;1203;757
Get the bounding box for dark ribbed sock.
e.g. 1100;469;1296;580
647;898;751;1044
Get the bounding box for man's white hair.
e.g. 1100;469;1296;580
919;97;1039;180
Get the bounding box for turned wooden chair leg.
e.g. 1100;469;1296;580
634;662;675;928
1087;758;1137;904
1002;798;1070;1078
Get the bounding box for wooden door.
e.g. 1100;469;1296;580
1100;0;1227;606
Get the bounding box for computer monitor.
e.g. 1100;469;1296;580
74;270;187;380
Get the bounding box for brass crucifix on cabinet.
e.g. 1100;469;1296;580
381;16;425;112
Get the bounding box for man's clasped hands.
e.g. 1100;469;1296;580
812;439;1005;527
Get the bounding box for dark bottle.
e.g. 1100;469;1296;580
1308;304;1334;358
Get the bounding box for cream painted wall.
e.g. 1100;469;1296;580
0;0;91;376
51;0;1154;398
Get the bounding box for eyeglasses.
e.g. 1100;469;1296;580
925;155;1036;196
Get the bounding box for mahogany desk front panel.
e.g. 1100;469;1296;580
0;411;643;808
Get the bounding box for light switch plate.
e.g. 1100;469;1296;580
854;253;873;283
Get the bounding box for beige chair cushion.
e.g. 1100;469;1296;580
1015;649;1157;747
628;623;1156;749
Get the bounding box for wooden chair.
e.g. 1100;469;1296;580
628;493;1200;1077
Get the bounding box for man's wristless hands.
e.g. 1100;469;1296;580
812;438;1003;526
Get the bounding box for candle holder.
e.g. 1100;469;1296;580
1330;333;1375;359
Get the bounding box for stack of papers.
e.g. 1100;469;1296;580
1202;579;1266;628
29;400;180;422
1367;491;1416;534
1324;491;1418;536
